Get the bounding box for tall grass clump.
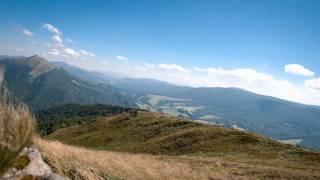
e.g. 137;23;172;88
0;85;35;176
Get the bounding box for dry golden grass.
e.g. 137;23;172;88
34;138;224;180
35;138;320;180
0;86;35;176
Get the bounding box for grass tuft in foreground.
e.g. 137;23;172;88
0;85;35;176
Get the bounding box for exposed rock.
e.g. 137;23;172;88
1;148;68;180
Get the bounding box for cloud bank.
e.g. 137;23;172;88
305;78;320;90
284;64;315;77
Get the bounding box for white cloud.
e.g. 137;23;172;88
284;64;315;77
43;23;64;46
80;50;89;56
143;63;156;68
159;64;187;72
305;78;320;90
88;52;95;57
64;48;80;57
22;29;33;37
66;38;74;43
52;35;63;44
116;55;129;61
80;50;95;57
41;23;95;59
42;23;61;35
48;48;60;56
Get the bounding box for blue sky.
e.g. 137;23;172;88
1;0;320;105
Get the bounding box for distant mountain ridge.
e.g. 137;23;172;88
0;55;136;110
1;55;320;150
54;61;320;150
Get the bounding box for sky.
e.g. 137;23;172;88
1;0;320;105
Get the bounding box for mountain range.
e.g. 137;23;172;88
1;55;320;150
54;59;320;150
0;55;135;111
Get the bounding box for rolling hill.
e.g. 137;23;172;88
55;62;320;150
40;105;320;179
0;55;135;111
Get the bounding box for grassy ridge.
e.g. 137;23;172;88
38;104;320;178
47;111;320;164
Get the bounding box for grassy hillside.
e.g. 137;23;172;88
35;138;320;179
44;111;320;179
47;111;320;161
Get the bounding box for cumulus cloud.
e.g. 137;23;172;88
305;78;320;90
116;55;129;61
52;35;63;43
159;64;187;72
42;23;61;35
143;63;156;68
41;23;95;59
80;50;95;57
80;50;89;56
190;67;303;102
64;48;80;57
43;23;64;47
22;29;33;37
284;64;315;77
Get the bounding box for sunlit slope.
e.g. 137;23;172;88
36;138;320;179
48;111;320;164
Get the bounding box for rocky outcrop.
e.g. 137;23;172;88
1;148;68;180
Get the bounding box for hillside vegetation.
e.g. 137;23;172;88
46;110;320;178
35;103;137;135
